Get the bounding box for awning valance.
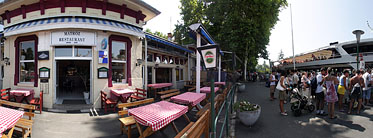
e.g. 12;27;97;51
3;17;144;37
145;34;193;53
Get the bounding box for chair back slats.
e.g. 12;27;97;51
117;98;154;117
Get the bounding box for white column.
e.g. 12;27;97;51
218;55;221;82
144;38;148;90
188;54;191;81
196;33;201;93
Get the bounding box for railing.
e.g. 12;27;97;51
211;83;236;138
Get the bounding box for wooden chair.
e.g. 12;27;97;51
0;100;36;138
30;91;43;114
160;91;180;102
117;98;154;138
130;88;147;102
175;109;210;138
1;126;15;138
0;88;11;101
100;91;118;113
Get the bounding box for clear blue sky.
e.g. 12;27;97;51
2;0;373;65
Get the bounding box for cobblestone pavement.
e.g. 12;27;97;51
235;82;373;138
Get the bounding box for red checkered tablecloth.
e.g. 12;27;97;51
0;107;24;136
10;89;34;96
147;83;173;89
200;87;219;93
128;101;188;131
214;82;226;85
110;89;135;102
171;92;206;106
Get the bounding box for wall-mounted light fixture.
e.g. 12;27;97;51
136;59;144;66
4;57;10;66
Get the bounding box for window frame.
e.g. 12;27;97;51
108;35;132;87
111;41;127;84
14;35;38;87
19;40;35;83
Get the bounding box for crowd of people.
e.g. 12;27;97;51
268;67;373;118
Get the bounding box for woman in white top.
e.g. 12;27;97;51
301;72;311;98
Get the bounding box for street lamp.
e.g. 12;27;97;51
352;30;364;69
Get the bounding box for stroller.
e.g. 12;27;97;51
290;88;315;116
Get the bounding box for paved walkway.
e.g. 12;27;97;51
235;82;373;138
27;107;194;138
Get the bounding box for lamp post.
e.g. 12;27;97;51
196;44;221;138
352;30;364;69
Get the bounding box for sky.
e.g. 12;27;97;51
2;0;373;65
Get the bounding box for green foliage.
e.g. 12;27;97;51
234;100;260;112
145;28;168;40
256;62;270;73
175;0;287;69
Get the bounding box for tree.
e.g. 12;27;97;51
278;49;284;60
145;28;168;39
175;0;287;70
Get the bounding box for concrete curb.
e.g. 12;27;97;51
46;108;101;113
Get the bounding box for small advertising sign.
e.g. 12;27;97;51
201;49;216;69
38;51;49;60
39;67;50;79
98;67;109;79
99;50;108;64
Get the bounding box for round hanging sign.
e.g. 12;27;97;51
101;38;108;50
205;51;214;63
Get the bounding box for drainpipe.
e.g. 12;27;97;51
144;37;148;90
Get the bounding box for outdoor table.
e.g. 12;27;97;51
128;101;188;137
214;82;226;85
110;89;135;103
0;107;24;137
200;87;219;93
171;92;206;111
9;88;35;103
147;83;173;98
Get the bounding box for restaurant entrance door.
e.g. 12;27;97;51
55;60;90;104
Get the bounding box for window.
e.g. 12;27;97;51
176;69;184;81
163;56;168;64
155;56;161;63
75;46;92;57
147;53;153;62
111;41;126;83
19;41;35;83
169;57;174;64
55;46;92;57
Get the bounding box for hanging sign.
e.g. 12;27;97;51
201;49;216;69
51;31;96;46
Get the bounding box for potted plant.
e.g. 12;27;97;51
234;100;261;126
77;68;90;100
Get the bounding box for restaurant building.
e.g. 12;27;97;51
143;33;195;90
0;0;160;109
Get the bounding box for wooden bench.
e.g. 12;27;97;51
101;91;118;113
117;98;154;138
175;109;210;138
160;91;180;102
0;88;11;101
0;100;36;138
1;126;15;138
30;91;43;114
130;88;147;102
187;87;196;92
157;89;179;95
196;94;224;118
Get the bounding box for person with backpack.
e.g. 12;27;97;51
348;69;365;114
310;71;318;98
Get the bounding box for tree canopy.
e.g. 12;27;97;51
174;0;287;69
145;28;168;39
